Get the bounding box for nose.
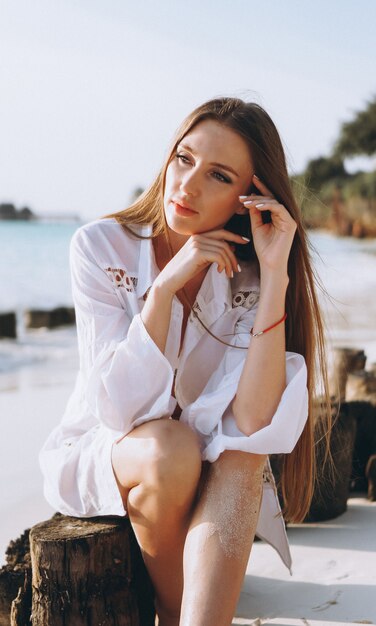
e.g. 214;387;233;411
179;168;199;198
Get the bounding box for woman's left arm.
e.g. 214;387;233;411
232;175;297;436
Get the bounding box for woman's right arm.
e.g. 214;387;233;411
141;229;248;353
71;225;246;433
70;226;176;434
140;281;174;354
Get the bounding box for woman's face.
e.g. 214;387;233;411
163;119;254;237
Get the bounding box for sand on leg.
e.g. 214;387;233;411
179;449;266;626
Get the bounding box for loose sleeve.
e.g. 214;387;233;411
180;306;309;462
70;227;175;433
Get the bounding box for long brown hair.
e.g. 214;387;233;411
104;97;332;523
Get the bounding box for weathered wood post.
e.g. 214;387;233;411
366;454;376;501
329;347;366;402
346;370;376;404
30;515;155;626
305;403;357;521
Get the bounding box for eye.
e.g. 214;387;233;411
175;153;191;164
212;171;231;184
175;152;231;184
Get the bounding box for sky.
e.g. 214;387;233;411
0;0;375;220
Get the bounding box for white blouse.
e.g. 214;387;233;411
39;217;309;573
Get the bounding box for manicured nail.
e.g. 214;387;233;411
237;264;242;273
253;174;260;179
255;203;265;208
243;200;254;205
241;236;250;242
239;195;249;200
230;270;234;278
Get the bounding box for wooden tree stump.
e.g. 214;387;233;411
30;515;155;626
0;529;31;626
342;400;376;492
329;347;366;402
305;405;357;521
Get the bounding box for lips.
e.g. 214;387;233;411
172;199;197;212
172;200;198;216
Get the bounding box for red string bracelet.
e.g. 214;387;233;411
250;312;287;338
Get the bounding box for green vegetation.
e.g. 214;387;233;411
297;95;376;236
0;203;35;221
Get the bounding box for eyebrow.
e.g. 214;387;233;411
178;143;240;178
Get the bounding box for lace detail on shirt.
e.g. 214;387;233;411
232;290;260;310
104;267;138;292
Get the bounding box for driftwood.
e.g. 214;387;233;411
24;307;75;329
30;515;155;626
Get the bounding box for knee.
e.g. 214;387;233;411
146;420;202;497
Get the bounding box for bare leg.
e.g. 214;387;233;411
111;419;202;626
179;450;266;626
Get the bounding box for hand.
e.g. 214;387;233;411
155;229;249;295
240;175;297;273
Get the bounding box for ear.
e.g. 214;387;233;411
234;204;248;216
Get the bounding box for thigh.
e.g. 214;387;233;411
187;450;267;562
197;450;267;522
111;417;201;500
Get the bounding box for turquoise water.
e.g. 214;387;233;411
0;221;81;311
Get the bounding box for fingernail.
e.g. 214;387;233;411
243;200;254;205
241;236;250;242
237;264;242;273
255;203;265;208
253;174;260;179
230;270;234;278
239;195;249;200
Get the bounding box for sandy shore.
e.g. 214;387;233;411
234;496;376;625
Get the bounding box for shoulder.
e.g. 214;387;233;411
70;218;152;265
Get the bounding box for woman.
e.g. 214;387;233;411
40;97;331;626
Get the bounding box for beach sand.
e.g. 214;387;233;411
235;495;376;625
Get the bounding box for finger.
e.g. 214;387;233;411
198;239;240;274
198;245;235;277
239;195;274;203
247;203;265;230
246;201;297;231
199;229;250;245
252;174;273;197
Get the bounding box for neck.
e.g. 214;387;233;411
164;227;190;256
